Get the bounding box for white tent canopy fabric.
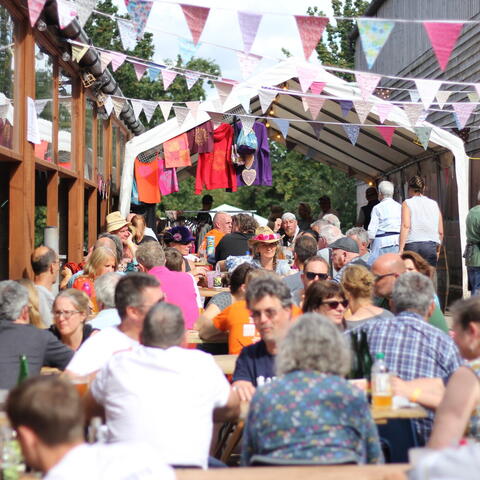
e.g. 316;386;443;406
210;204;268;226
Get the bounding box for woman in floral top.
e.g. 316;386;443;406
241;313;383;465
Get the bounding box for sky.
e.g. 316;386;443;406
112;0;334;89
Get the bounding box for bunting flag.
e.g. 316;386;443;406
468;92;479;103
104;96;114;117
71;44;88;62
355;72;381;100
181;4;210;45
271;118;289;139
99;51;113;72
185;101;200;120
294;15;329;60
301;96;309;113
117;19;137;51
304;96;325;120
125;0;153;39
131;100;143;120
214;80;235;106
423;22;464;71
112;97;126;117
409;89;420;103
339;100;353;117
173;106;189;127
185;72;200;89
28;0;48;27
207;111;225;128
110;52;127;71
310;81;326;95
414;126;432;150
403;104;424;126
475;84;480;98
357;19;395;69
415;79;442;110
161;70;177;90
34;99;50;116
74;0;96;27
132;62;147;81
57;0;77;29
296;64;319;93
435;90;451;109
375;125;395;146
159;101;173;121
311;122;323;139
342;124;360;145
452;102;475;129
237;52;262;79
258;89;276;114
178;38;200;62
353;100;374;124
147;67;160;82
237;11;262;53
142;100;157;123
375;103;394;123
240;111;255;133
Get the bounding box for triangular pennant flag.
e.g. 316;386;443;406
311;122;323;139
110;51;127;71
415;79;442;110
147;67;160;82
355;72;381;100
74;0;96;27
375;103;394;123
132;62;147;81
403;104;424;126
28;0;47;27
104;96;114;117
294;15;329;60
475;84;480;98
423;22;464;71
271;118;289;139
57;0;77;29
240;113;256;133
71;44;88;62
185;101;200;120
117;19;137;51
357;19;395;69
296;64;319;93
173;106;189;127
34;99;50;116
301;96;310;113
142;100;157;123
468;92;479;103
414;126;432;150
342;124;360;145
375;125;395;146
310;81;326;95
180;4;210;45
436;90;451;109
258;89;276;114
161;70;177;90
158;101;173;121
409;89;420;103
452;102;476;129
185;72;200;89
207;111;224;128
178;38;199;62
125;0;153;39
112;97;126;117
131;100;143;120
237;52;262;80
99;51;112;72
304;96;325;120
213;81;235;106
353;100;374;124
339;100;353;117
237;11;262;53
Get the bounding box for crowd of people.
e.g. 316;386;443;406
1;175;480;478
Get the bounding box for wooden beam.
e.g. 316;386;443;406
46;171;59;227
87;187;97;248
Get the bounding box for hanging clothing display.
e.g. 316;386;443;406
195;123;237;194
134;156;161;204
164;132;192;168
187;120;214;154
158;155;179;196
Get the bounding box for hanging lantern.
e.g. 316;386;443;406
96;92;106;107
81;72;96;88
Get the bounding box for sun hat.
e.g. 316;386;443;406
106;211;130;233
249;226;281;245
328;237;359;254
164;226;195;244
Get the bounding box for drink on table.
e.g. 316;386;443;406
371;352;392;409
17;355;29;385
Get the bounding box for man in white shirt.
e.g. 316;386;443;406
6;376;174;480
368;180;402;263
66;273;164;376
86;302;239;469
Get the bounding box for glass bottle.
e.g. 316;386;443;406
371;352;392;408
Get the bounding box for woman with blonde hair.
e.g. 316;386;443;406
249;226;291;276
16;278;43;329
131;214;157;245
341;264;393;330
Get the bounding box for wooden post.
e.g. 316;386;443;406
46;171;59;227
87;187;97;248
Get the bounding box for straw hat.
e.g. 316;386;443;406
249;226;280;246
106;211;130;233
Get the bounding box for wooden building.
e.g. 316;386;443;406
0;0;142;280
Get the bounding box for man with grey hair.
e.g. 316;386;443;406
316;223;343;277
0;280;73;389
465;189;480;295
89;272;123;330
86;302;239;469
350;272;462;443
368;180;401;262
346;226;371;265
280;212;300;249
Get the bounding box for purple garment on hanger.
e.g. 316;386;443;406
236;121;272;187
158;155;179;196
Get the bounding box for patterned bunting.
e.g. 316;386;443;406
311;122;323;139
296;64;319;93
310;81;326;95
339;100;353;117
132;62;147;81
28;0;48;28
125;0;153;39
180;4;210;45
173;106;189;127
57;0;77;29
185;101;200;120
435;91;451;109
353;100;374;124
117;19;137;51
104;96;114;117
294;15;329;60
142;100;157;123
409;90;420;103
304;97;325;120
237;11;262;53
403;104;424;126
414;126;432;150
355;72;381;100
207;111;225;128
237;52;262;80
161;70;177;90
72;44;89;62
158;101;173;122
415;79;441;110
147;67;160;82
375;126;395;146
214;81;235;106
423;22;464;71
342;124;360;145
240;111;255;133
375;103;393;123
357;19;395;69
74;0;96;27
185;72;201;89
271;118;289;139
452;102;475;129
131;100;143;120
258;89;276;114
100;51;113;72
112;97;126;117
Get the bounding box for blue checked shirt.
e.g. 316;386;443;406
349;311;463;443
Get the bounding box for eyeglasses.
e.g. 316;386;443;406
250;307;284;320
305;272;328;281
321;300;348;309
52;310;80;319
373;272;397;283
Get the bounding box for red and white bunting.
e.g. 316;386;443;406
258;90;277;114
180;4;210;45
375;125;395;146
375;103;394;123
237;11;262;53
452;102;476;129
294;15;329;60
353;100;374;124
161;70;177;90
423;22;464;71
110;52;127;72
158;101;173;122
355;72;381;100
28;0;47;27
296;64;319;93
132;62;147;81
415;79;442;110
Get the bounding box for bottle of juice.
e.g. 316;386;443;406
371;352;392;408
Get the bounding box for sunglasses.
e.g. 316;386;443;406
305;272;328;281
321;300;349;309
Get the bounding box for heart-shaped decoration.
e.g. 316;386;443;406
241;168;256;186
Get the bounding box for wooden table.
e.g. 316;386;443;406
372;406;427;424
199;287;229;298
214;355;238;375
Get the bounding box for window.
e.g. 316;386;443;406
58;68;73;169
85;99;94;179
112;124;118;191
97;117;104;175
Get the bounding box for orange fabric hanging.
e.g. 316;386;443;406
164;133;192;168
134;156;161;204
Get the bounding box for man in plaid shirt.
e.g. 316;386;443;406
350;272;462;443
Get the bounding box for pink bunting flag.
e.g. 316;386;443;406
375;126;395;146
375;103;393;123
237;52;262;80
353;100;374;124
132;62;147;81
181;4;210;45
161;70;177;90
415;79;442;110
237;11;262;53
294;15;329;60
57;0;77;29
310;81;326;95
185;72;200;90
185;101;200;120
452;102;476;129
303;96;325;120
355;72;381;100
423;22;464;71
110;52;127;71
99;51;112;72
296;64;319;93
28;0;47;27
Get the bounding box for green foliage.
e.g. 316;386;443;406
34;207;47;247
